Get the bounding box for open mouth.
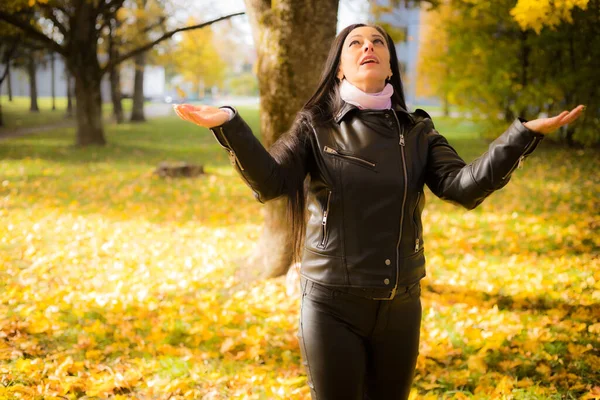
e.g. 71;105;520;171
360;58;379;65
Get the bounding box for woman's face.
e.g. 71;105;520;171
337;26;392;93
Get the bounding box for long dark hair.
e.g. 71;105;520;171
272;24;409;268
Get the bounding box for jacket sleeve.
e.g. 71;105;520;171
208;106;311;204
425;117;545;210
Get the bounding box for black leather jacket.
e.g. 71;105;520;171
209;102;545;299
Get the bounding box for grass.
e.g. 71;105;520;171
0;104;598;399
0;96;134;132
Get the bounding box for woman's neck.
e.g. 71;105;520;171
339;79;393;110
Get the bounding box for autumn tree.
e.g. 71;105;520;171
171;20;226;98
418;0;598;146
0;0;242;146
0;23;21;126
239;0;339;279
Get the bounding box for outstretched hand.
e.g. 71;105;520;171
173;104;230;128
523;105;585;135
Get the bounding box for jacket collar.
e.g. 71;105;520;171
334;101;412;124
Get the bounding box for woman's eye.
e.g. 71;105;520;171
374;39;384;45
349;40;360;46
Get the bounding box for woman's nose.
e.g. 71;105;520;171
363;41;374;52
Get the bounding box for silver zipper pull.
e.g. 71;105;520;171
228;151;236;166
517;155;525;169
324;146;337;154
322;211;328;225
415;238;420;252
399;134;405;146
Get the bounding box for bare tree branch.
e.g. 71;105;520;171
0;40;20;85
245;0;271;16
140;15;167;35
0;11;65;56
100;11;244;75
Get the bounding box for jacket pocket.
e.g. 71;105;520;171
323;146;377;171
412;191;422;253
317;190;333;249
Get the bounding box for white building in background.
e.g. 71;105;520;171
120;64;166;99
0;53;166;102
370;0;439;107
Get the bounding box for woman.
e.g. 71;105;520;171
174;24;584;400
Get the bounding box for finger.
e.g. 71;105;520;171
178;105;200;124
173;105;188;121
561;106;584;125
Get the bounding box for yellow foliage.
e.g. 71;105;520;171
510;0;590;33
0;117;598;398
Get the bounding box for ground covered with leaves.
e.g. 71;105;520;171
0;108;598;399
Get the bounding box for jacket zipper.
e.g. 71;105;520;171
374;111;407;300
216;127;245;171
413;191;421;252
501;137;538;180
209;127;259;197
319;190;332;248
323;146;376;169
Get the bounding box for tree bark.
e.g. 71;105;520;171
67;1;105;145
130;51;146;122
72;68;104;145
108;22;124;124
51;51;56;110
7;62;12;102
28;51;39;112
243;0;339;278
110;64;124;123
65;71;73;118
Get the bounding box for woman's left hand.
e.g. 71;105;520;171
523;105;586;135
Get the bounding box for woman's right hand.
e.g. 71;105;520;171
173;104;230;128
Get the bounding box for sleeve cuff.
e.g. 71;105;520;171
220;106;235;121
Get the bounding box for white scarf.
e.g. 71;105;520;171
339;79;393;110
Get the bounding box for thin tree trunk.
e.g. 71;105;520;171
443;93;449;117
130;51;146;122
7;62;12;102
51;51;56;111
28;52;39;112
65;73;73;118
110;64;124;123
243;0;339;278
0;97;3;127
108;23;124;124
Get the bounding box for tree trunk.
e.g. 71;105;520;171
443;93;449;117
0;97;3;127
243;0;339;278
67;0;106;146
7;62;12;102
108;25;124;124
110;64;124;123
72;67;104;146
130;51;146;122
51;51;56;111
28;52;39;112
65;73;73;118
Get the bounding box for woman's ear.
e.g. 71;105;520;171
337;69;344;81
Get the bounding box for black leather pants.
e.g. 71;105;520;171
298;276;422;400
